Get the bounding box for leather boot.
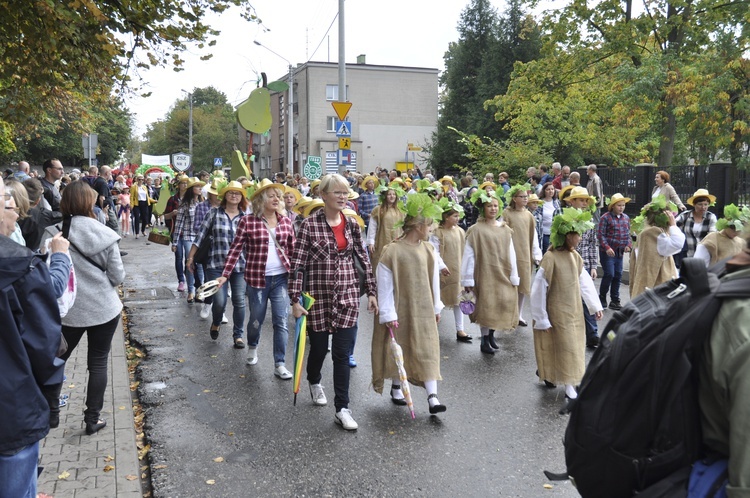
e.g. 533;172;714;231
488;329;500;349
480;335;495;354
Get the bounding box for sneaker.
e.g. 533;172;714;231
274;365;292;380
177;281;186;292
586;336;600;349
309;384;328;406
200;303;211;320
334;408;358;431
608;300;622;311
221;314;229;324
246;348;258;365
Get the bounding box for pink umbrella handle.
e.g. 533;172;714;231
387;322;399;339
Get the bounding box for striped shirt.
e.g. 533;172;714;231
222;213;295;288
288;210;376;333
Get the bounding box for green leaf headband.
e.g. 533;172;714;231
437;196;465;219
398;192;444;223
504;183;531;208
716;204;750;232
549;207;595;249
469;187;500;208
631;194;678;233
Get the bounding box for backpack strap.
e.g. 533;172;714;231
680;258;711;297
716;275;750;298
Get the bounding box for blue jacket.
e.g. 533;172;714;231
0;236;65;452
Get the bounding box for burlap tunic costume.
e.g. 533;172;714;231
372;241;442;394
532;250;586;385
464;221;519;330
502;208;538;295
368;205;404;268
433;225;465;306
699;231;746;265
629;226;678;298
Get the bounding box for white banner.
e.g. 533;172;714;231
141;154;171;166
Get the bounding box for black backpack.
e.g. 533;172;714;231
564;258;750;497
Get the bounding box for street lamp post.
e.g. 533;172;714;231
253;41;294;177
181;89;193;170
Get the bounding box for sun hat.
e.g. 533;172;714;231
343;208;365;228
219;180;246;198
207;178;222;196
686;188;716;206
558;184;575;202
439;175;456;187
566;186;594;204
284;185;302;203
607;193;631;210
527;193;541;206
187;177;206;188
293;196;313;214
251;178;284;200
347;189;360;200
301;199;325;217
478;181;496;191
310;179;322;191
389;177;405;188
360;175;378;190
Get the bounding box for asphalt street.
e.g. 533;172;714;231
121;233;628;497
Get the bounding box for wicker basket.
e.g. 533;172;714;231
147;232;171;245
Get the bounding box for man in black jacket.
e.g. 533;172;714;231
0;176;65;497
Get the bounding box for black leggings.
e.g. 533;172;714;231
133;200;149;235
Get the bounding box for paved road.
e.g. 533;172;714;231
121;234;628;497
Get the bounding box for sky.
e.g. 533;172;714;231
125;0;528;136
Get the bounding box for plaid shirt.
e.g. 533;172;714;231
358;191;378;226
222;213;295;288
173;200;200;243
598;211;632;252
193;207;247;271
288;210;376;333
676;210;717;257
193;200;213;234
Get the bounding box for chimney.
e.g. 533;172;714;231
356;54;366;65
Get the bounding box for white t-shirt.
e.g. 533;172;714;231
265;228;286;276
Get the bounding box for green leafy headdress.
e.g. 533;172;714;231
549;207;595;249
504;183;531;208
631;194;678;233
397;192;444;227
716;204;750;232
469;187;501;212
437;196;465;219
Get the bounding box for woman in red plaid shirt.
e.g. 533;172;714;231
289;174;378;431
219;179;296;380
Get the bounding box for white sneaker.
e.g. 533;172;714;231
199;303;211;320
309;384;327;406
274;365;292;380
221;314;229;324
246;348;258;365
334;408;358;431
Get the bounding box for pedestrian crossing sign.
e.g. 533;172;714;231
335;121;351;138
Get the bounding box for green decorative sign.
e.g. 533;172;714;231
304;155;322;180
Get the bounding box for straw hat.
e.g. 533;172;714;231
310;179;322;191
343;208;365;228
607;193;631;210
439;175;456;187
187;177;206;188
251;178;284;200
284;185;302;203
293;196;313;214
301;199;325;217
527;193;541;206
360;175;378;190
219;180;246;198
686;188;716;206
347;188;359;200
389;177;405;188
479;181;496;191
207;178;222;196
558;184;575;202
566;186;595;205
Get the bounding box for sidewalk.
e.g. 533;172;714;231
37;320;142;497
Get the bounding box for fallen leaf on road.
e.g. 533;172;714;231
103;465;115;472
119;405;126;410
167;327;175;332
206;480;216;485
239;374;245;378
68;383;75;388
228;432;235;436
543;484;553;489
177;358;185;363
125;475;138;481
58;471;70;480
152;464;168;470
104;455;114;462
210;355;218;358
203;389;211;393
213;457;224;463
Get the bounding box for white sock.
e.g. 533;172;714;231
391;378;404;399
565;384;578;399
424;379;439;406
518;292;527;322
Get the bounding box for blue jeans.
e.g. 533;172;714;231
599;250;624;302
542;234;551;255
307;325;357;412
205;268;246;339
0;442;39;498
583;299;598;341
178;238;195;292
246;274;289;365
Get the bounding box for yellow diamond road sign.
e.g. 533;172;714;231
332;101;352;121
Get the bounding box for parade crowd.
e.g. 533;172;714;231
2;159;750;496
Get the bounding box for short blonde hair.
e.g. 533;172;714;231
319;173;349;194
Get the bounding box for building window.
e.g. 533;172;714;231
325;84;348;101
326;116;336;133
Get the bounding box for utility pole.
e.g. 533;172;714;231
181;89;194;170
338;0;346;174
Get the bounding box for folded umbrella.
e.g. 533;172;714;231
387;323;415;419
293;292;315;405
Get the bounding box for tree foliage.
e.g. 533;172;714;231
428;0;541;175
141;86;239;172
